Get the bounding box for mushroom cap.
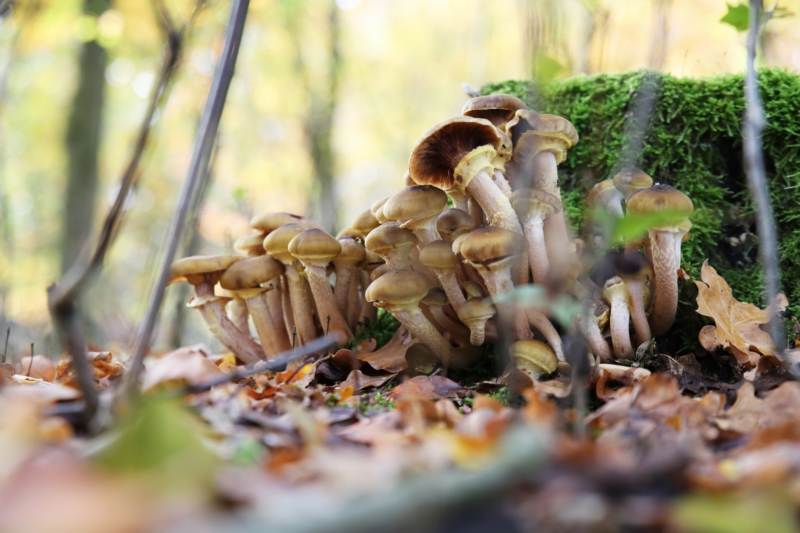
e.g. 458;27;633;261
461;94;528;128
462;280;485;299
289;228;342;265
263;223;306;264
169;255;243;285
370;263;390;282
613;168;653;201
509;339;558;377
351;209;380;236
233;231;267;256
360;250;385;272
507;110;578;164
458;227;526;267
403;169;417;187
370;196;390;218
422;287;449;307
365;269;430;307
408;116;503;191
364;223;418;259
382;185;448;227
511;187;562;219
219;255;285;291
436;208;476;242
602;276;629;304
456;297;496;324
588;179;623;210
419;240;458;270
336;226;365;241
334;237;366;268
495;128;513;163
626;183;694;229
251;212;324;234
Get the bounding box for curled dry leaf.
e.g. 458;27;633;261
388;375;462;401
339;369;396;392
712;381;800;434
142;346;223;391
357;326;417;373
694;260;787;367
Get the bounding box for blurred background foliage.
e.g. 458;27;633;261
1;0;799;359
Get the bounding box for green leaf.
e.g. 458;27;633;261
720;3;750;32
609;209;689;243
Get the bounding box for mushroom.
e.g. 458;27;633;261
436;208;475;242
615;253;654;346
419;240;466;309
603;276;634;359
289;229;353;343
350;209;381;238
366;270;452;363
613;167;653;203
458;227;531;341
251;212;324;234
456;297;496;346
625;183;693;336
264;224;319;345
233;231;267;257
510;340;558;380
511;187;562;283
421;288;471;346
333;236;366;328
364;223;418;271
461;94;528;128
219;255;291;358
168;255;264;363
524;308;565;362
588;179;624;219
382;185;447;246
578;304;613;362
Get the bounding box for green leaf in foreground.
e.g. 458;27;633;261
609;209;689;243
720;3;749;32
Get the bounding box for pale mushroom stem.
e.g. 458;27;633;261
333;267;354;320
266;284;291;352
358;270;378;325
285;266;318;345
521;214;549;283
649;231;682;336
492;169;513;198
449;189;469;213
428;306;471;346
244;293;285;360
525;308;565;362
411;222;441;247
579;312;612;362
392;307;452;362
196;299;264;364
304;264;353;342
347;276;361;329
226;297;250;335
531;152;573;266
468;321;487;346
480;270;532;341
280;276;296;341
609;292;634;359
435;270;466;309
626;281;652;346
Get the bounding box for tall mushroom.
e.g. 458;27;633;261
603;276;634;359
382;185;447;246
333;236;366;329
289;229;353;343
625;184;693;336
219;256;291;358
615;253;654;347
366;270;452;364
419;240;466;309
511;187;562;284
168;255;264;363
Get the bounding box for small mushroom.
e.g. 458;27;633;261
436;208;475;242
419;240;466;309
233;231;267;257
366;270;452;363
289;229;353;343
510;340;557;380
364;223;418;271
168;255;264;363
456;297;496;346
461;94;528;129
588;179;624;219
603;276;634;359
613;167;653;203
615;253;654;346
422;288;471;346
333;236;366;328
511;187;562;283
626;183;693;336
382;185;448;246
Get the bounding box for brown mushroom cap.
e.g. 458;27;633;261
419;240;458;270
251;212;324;234
626;183;694;228
588;179;623;210
509;339;558;378
263;223;306;264
436;208;475;242
613;168;654;201
365;269;430;307
334;237;366;268
233;232;267;256
422;287;450;307
458;227;526;266
360;250;385;273
288;228;342;266
507;110;578;164
457;297;495;323
351;209;380;236
364;223;418;259
169;255;243;285
382;185;448;227
219;255;285;291
408;116;503;191
461;94;528;129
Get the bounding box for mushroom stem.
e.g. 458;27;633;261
480;270;532;341
522;214;549;283
333;267;354;320
347;275;361;329
359;270;377;325
531;151;572;264
243;292;285;360
492;169;513;198
649;231;682;336
392;306;453;362
226;296;250;335
428;306;471;346
525;308;565;362
285;266;318;345
605;280;634;359
578;311;612;362
304;264;353;342
194;297;264;364
626;280;652;346
280;276;296;340
266;284;291;351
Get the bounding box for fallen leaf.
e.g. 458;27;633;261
357;326;416;373
388;375;462;401
713;381;800;434
339;370;395;391
694;260;786;367
142;346;223;391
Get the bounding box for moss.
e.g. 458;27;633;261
482;69;800;347
346;308;400;350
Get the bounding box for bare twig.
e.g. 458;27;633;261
185;335;338;394
743;0;786;354
45;1;195;428
121;0;251;399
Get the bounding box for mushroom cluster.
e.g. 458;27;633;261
168;95;694;379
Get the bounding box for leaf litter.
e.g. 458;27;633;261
2;261;800;532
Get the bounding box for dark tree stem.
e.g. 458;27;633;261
121;0;251;400
743;0;785;353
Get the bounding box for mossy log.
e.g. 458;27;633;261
482;69;800;348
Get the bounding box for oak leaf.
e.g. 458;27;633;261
694;260;786;367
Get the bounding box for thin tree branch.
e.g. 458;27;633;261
46;1;195;429
743;0;785;354
121;0;251;400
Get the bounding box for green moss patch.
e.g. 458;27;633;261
483;69;800;346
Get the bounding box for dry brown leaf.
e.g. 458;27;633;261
357;326;416;373
339;370;395;391
694;260;786;367
388;375;462;401
142;346;223;391
712;381;800;434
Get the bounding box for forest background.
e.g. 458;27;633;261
1;0;799;360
